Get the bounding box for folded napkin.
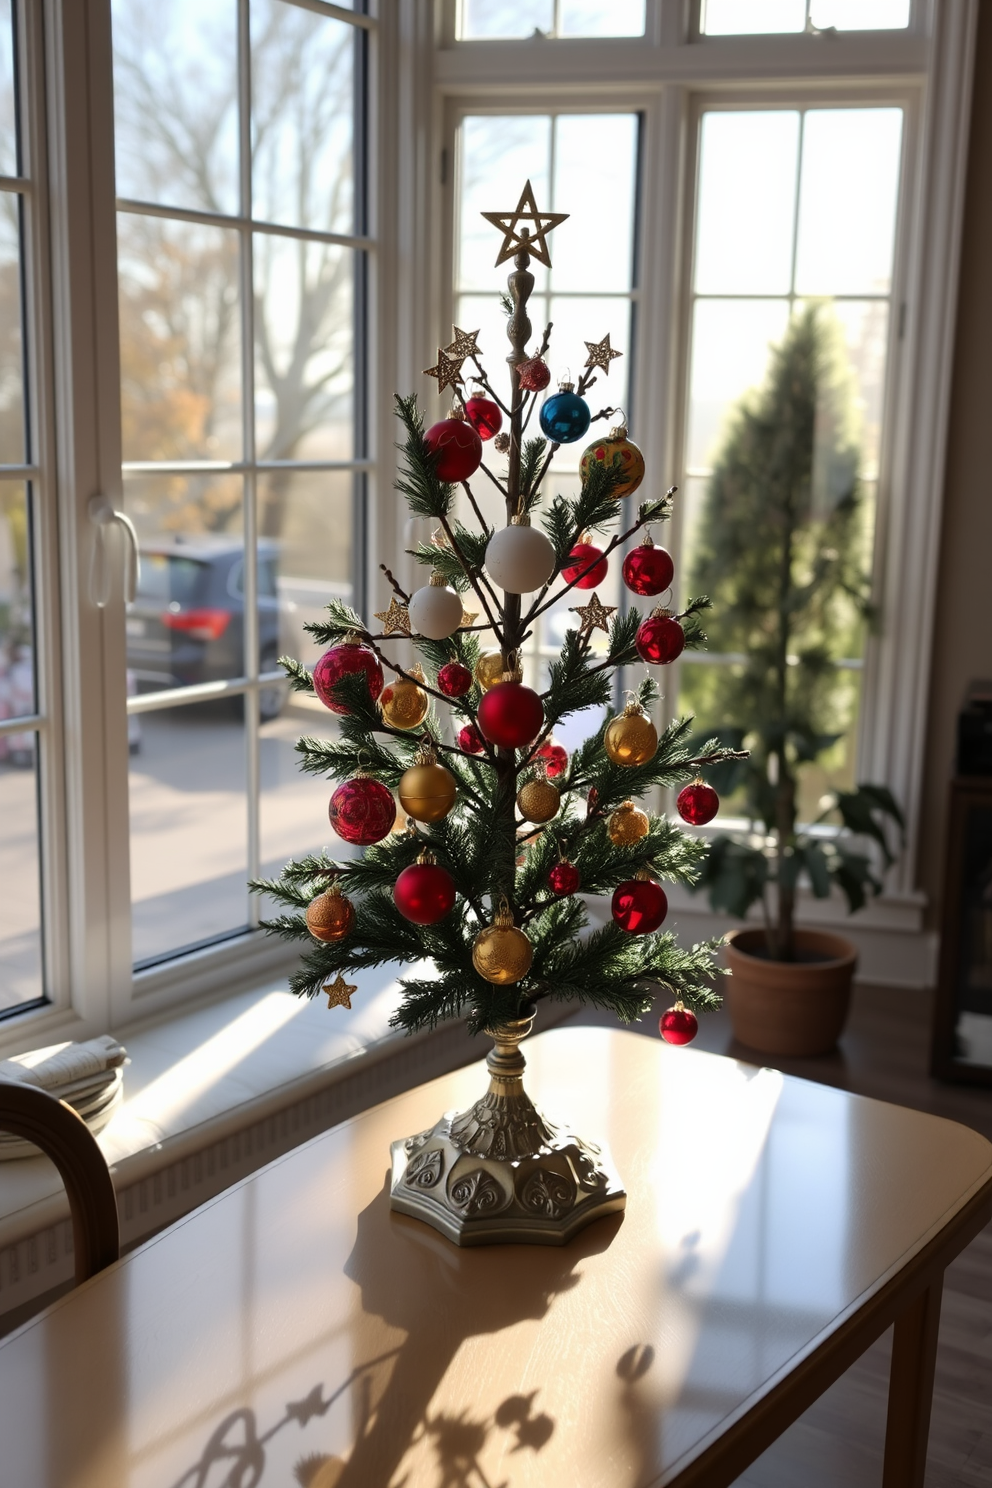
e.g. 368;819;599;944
0;1035;127;1104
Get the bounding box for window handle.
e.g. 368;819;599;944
89;496;140;608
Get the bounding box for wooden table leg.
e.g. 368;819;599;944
882;1274;944;1488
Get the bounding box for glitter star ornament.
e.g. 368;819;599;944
423;348;465;395
481;180;569;269
583;334;623;375
459;606;480;628
373;598;411;637
446;326;482;360
324;973;357;1010
569;592;617;637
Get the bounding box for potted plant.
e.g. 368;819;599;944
684;305;904;1056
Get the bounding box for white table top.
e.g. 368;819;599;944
1;1026;990;1487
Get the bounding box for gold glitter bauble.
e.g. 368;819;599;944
608;800;650;846
398;760;457;822
472;922;533;985
474;651;508;691
516;777;561;824
305;883;355;944
380;675;429;730
604;701;658;767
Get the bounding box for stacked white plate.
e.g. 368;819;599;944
0;1036;126;1161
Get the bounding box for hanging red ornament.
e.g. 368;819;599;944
424;416;483;482
635;609;685;665
464;391;503;442
437;660;473;699
548;859;580;897
312;633;384;715
660;1003;699;1046
611;874;668;934
394;852;456;925
578;423;646;499
622;536;675;597
328;773;396;846
677;779;720;826
477;681;544;750
536;739;568;778
562;538;608;590
458;722;485;754
517;356;551;392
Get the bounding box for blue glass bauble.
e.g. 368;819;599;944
539;389;591;444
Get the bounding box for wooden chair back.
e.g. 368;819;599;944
0;1082;120;1284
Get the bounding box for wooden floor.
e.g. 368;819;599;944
568;985;992;1487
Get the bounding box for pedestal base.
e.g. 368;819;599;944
388;1015;626;1246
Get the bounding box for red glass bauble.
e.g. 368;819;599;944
394;862;456;925
660;1006;698;1046
611;878;668;934
635;614;685;665
328;776;396;845
424;418;483;482
537;740;568;778
313;641;384;715
458;722;485;754
623;543;675;597
464;394;502;442
548;861;581;897
677;781;720;826
517;356;551;392
562;542;608;590
477;681;544;750
437;661;473;698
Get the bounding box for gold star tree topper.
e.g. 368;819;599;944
373;598;411;637
584;334;623;375
481;180;569;269
324;973;357;1010
423;348;465;395
570;592;617;638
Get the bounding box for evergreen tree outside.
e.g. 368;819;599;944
684;304;903;959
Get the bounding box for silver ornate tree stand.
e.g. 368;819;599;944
389;1016;626;1246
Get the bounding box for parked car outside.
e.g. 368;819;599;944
126;538;286;721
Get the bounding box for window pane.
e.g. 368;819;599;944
457;116;552;294
251;0;355;234
0;195;25;464
686;298;791;471
551;114;637;293
254;237;354;462
260;695;339;894
795;109;903;296
129;700;248;965
0;0;16;178
258;471;353;669
810;0;909;27
547;294;632;411
124;474;245;693
702;0;805;34
111;0;238;215
695;112;799;294
459;1;553;38
828;300;890;480
0;729;43;1010
0;481;35;715
558;2;645;36
118;215;242;462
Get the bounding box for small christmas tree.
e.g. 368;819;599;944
252;184;743;1244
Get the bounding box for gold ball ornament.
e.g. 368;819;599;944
579;423;646;499
471;899;533;985
608;800;650;846
380;667;429;730
605;699;658;767
516;763;561;824
474;650;513;692
305;881;355;944
398;744;457;822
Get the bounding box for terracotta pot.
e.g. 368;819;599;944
725;927;857;1057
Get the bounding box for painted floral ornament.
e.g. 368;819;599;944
579;423;645;498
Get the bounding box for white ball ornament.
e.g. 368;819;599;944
485;517;556;595
407;571;464;641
